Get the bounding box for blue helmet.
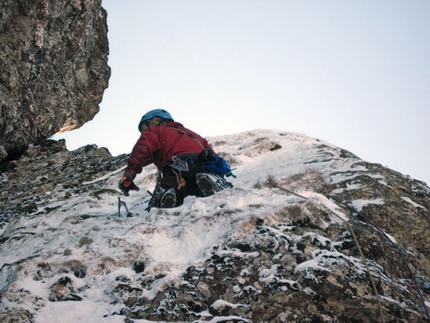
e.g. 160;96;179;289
138;109;174;132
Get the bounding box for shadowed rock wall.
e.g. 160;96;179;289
0;0;110;161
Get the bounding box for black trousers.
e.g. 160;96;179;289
161;154;205;205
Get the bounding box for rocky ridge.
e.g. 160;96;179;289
0;129;430;322
0;139;127;227
0;0;110;162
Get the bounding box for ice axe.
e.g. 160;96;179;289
118;197;132;217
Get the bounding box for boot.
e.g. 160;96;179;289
196;173;233;197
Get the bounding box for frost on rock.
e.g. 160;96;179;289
0;129;429;322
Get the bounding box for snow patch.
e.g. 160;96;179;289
401;196;427;209
350;198;385;212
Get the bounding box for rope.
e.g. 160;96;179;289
330;196;430;322
274;185;386;323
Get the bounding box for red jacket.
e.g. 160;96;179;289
125;122;213;178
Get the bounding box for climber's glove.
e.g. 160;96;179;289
118;173;140;196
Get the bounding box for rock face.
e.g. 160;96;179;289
0;130;430;323
0;139;128;227
0;0;110;161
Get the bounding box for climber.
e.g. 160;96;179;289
118;109;234;209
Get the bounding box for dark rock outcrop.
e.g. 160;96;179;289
0;0;110;162
0;139;128;227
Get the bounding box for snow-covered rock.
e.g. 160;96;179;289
1;129;429;322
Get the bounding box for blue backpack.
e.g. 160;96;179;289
202;155;236;178
170;128;236;179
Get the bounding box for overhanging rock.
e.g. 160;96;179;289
0;0;111;161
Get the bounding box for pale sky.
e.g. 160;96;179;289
54;0;430;184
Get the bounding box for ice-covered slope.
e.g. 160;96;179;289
1;129;429;322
